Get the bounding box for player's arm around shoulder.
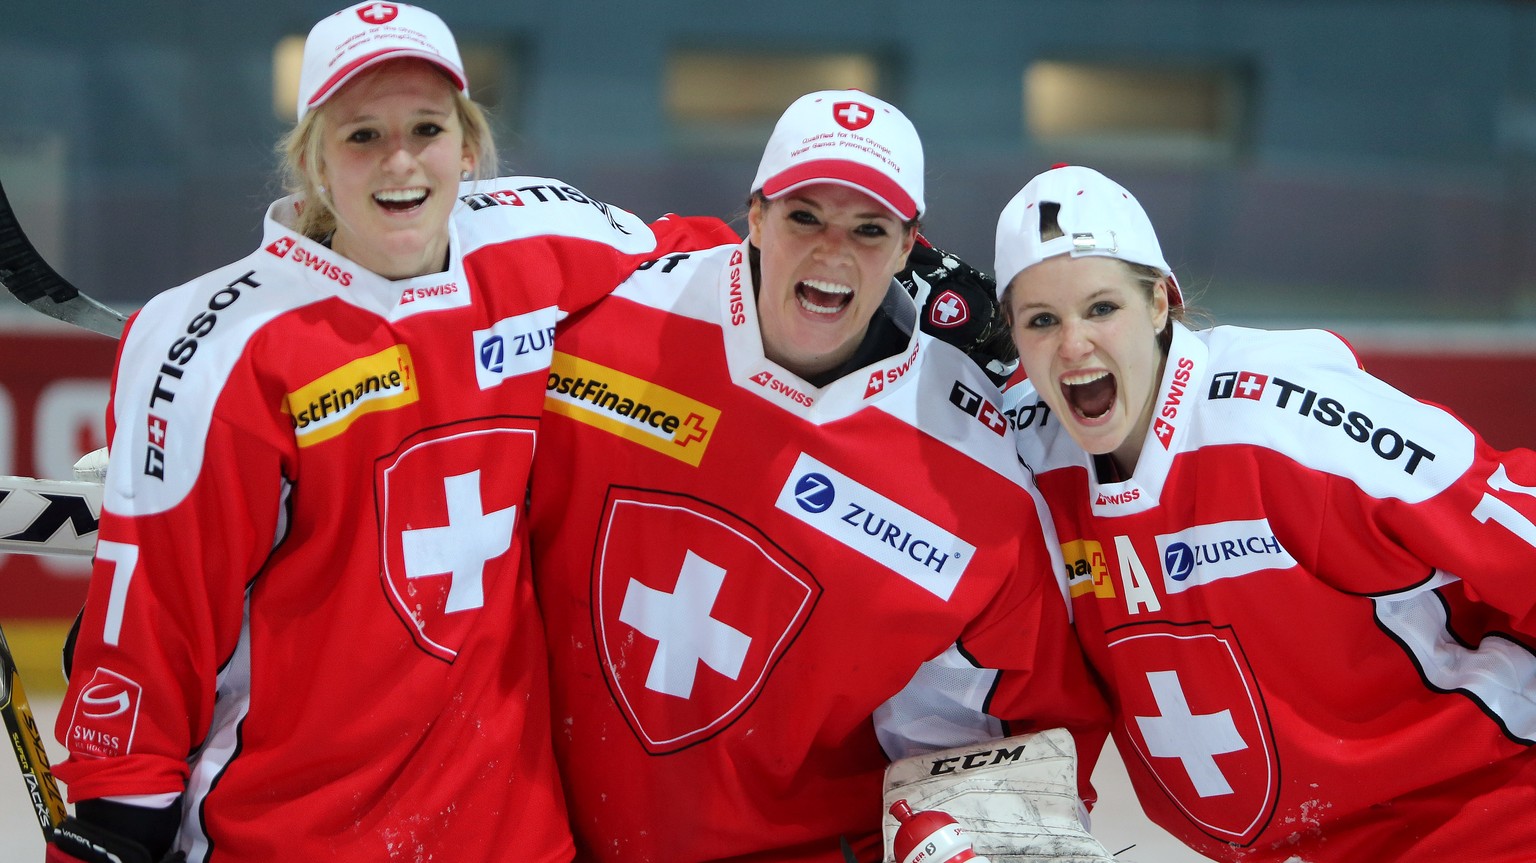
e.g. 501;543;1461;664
455;175;738;314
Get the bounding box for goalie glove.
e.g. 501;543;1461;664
882;729;1114;863
896;239;1019;388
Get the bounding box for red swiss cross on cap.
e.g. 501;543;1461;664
750;89;925;221
833;100;874;131
356;2;399;23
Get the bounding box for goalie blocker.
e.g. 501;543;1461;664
882;729;1114;863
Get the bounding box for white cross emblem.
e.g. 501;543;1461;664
400;470;515;614
619;550;751;698
359;2;397;23
933;294;964;325
1134;669;1247;797
837;102;871;127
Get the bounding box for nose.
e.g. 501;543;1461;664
1057;317;1093;360
382;137;416;175
811;230;850;261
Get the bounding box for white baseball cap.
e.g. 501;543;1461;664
751;90;925;221
994;164;1181;305
297;2;468;121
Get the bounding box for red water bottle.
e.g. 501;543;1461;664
889;799;990;863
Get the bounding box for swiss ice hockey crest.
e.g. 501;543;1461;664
593;487;820;753
1108;621;1280;846
375;419;536;662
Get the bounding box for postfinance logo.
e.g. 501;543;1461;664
285;345;418;447
546;352;718;465
1061;539;1115;599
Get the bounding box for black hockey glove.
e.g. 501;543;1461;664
896;239;1018;387
47;798;186;863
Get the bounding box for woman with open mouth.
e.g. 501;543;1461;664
996;163;1536;863
46;4;731;862
525;91;1112;863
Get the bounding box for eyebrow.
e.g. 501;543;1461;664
780;194;898;222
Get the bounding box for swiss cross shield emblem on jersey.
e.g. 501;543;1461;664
593;488;820;753
376;420;536;662
1108;621;1279;846
833;101;874;131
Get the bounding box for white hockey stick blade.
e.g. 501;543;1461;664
0;475;102;557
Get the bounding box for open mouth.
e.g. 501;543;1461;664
1061;370;1116;420
374;188;429;212
796;279;853;315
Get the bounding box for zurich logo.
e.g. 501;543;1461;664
793;473;835;513
479;335;505;373
1164;542;1195;582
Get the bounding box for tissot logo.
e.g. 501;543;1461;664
1211;370;1437;475
948;382;1007;437
792;473;835;513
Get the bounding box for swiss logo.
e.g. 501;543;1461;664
1108;621;1279;846
594;488;819;754
357;2;399;24
264;237;295;258
65;667;142;759
928;289;969;329
864;369;886;399
833;101;874;131
376;419;536;662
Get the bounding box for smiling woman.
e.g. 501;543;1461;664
524;89;1113;863
995;164;1536;863
41;4;734;863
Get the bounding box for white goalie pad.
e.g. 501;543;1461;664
882;728;1115;863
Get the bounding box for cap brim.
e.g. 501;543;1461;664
306;49;467;113
761;159;918;221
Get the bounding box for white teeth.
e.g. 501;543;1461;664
796;280;853;315
375;188;428;203
1061;370;1109;386
801;279;852;296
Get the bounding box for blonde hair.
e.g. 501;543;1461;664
276;86;498;242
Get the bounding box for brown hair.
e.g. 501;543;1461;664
276;85;498;242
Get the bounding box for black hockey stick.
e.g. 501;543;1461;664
0;181;127;338
0;619;68;838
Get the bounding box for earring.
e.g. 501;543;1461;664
460;170;470;181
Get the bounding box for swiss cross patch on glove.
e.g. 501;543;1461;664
897;239;1018;387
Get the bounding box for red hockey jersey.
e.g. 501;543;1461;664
528;240;1109;863
1006;323;1536;862
54;179;734;863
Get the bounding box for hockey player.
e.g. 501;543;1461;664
46;4;733;862
995;164;1536;862
526;90;1112;863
